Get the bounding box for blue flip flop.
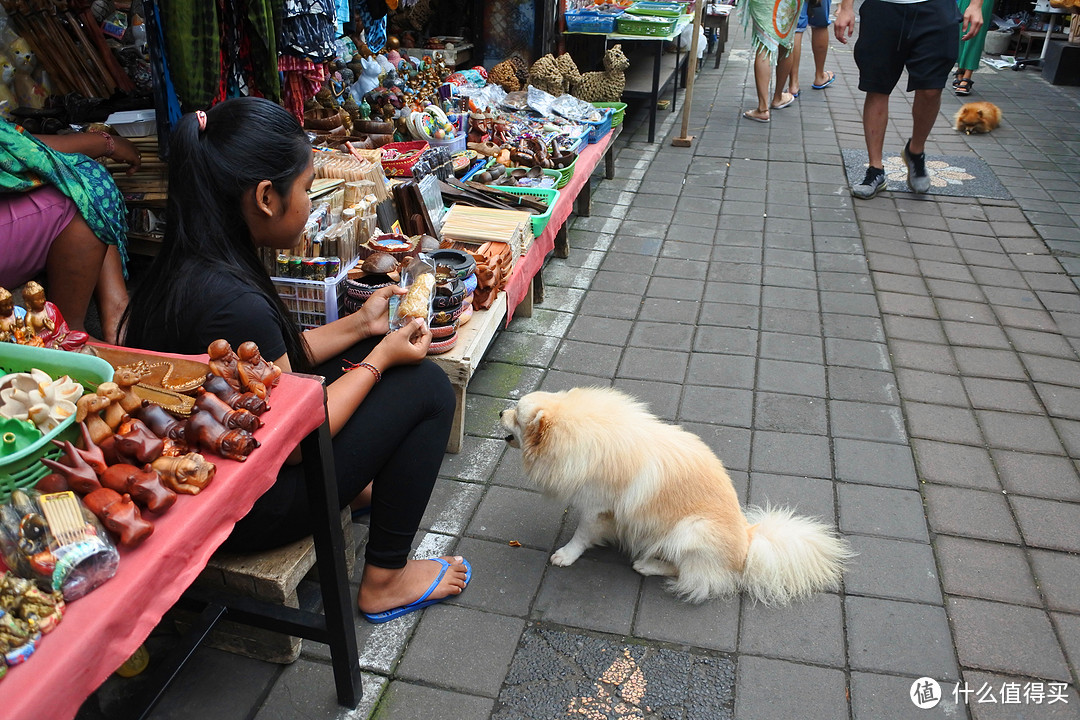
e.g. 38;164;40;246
361;557;472;624
812;72;836;90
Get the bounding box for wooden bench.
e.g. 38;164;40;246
175;508;357;663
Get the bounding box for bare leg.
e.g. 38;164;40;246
748;47;773;118
786;31;804;96
810;25;832;87
551;510;615;566
864;91;890;168
95;245;128;345
357;556;469;614
44;214;108;336
909;88;942;155
771;48;795;108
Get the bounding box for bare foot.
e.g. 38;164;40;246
357;556;469;615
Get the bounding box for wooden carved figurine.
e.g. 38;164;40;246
100;463;177;514
203;375;268;415
0;287;17;343
134;403;188;445
235;341;281;401
185;409;260;462
193;389;261;432
152;453;216;495
96;382;128;432
207;339;242;390
21;281;89;351
75;394;113;446
81;488;153;547
99;418;164;467
40;442;102;495
111;368;146;415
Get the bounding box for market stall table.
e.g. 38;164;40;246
0;354;361;719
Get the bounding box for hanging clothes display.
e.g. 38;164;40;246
354;0;389;53
279;55;329;122
159;0;280;112
280;0;338;61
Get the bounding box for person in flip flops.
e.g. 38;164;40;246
836;0;982;198
121;98;471;624
953;0;995;96
783;0;836;98
741;0;805;123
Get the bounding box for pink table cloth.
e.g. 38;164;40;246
504;129;614;322
0;352;325;719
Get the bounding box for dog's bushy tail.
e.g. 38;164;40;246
740;505;854;606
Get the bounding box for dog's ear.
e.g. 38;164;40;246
977;109;984;117
524;409;548;449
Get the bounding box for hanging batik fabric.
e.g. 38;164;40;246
353;0;388;54
281;0;338;61
279;55;329;122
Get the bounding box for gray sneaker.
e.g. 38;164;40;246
902;141;931;193
852;167;886;199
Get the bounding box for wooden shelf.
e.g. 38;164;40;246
622;49;686;96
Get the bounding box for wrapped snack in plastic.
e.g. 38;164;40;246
389;255;436;331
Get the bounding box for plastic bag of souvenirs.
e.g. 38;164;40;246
0;489;119;602
389;254;436;332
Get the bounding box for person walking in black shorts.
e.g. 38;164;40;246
834;0;983;199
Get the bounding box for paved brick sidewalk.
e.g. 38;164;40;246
87;15;1080;720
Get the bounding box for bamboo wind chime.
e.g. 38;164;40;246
0;0;134;99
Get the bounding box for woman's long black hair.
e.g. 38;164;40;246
121;97;313;372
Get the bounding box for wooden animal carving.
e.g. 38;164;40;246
76;393;114;445
96;382;128;432
185;409;260;462
152;453;216;495
203;375;268;415
572;44;629;103
193;389;262;432
112;368;146;415
99;418;164;466
100;463;177;514
135;403;188;445
82;488;153;547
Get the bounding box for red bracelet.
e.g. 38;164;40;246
93;130;115;157
343;360;382;383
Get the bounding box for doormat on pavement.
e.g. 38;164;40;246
842;149;1012;200
493;626;735;720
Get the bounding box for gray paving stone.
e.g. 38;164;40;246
838;484;930;542
647;275;706;301
735;656;848;720
466;362;545;402
963;377;1044;414
576;290;643;320
486;330;561;367
947;596;1071;682
962;670;1080;720
698;301;760;328
756;358;827;397
375;681;494;720
566;314;634;347
822;312;886;342
850;672;969;720
610;378;683;421
758;331;824;363
1036;383;1080;421
942;321;1012;349
830;400;908;444
993;450;1080;502
879;291;939;319
683;422;752;474
703;281;762;306
617;347;691;382
748;473;837;524
828;366;901;405
889;340;960;374
465;393;522;439
253;664;383;720
686;353;756;389
825;338;892;371
883;314;949;344
1052;612;1080;683
953;347;1029;380
677;385;752;427
540;370;612;393
531;556;641;634
451;537;546;617
977;410;1065;455
760;306;823;336
911;439;1000;490
923;485;1022;544
937;299;999;325
466;486;565;550
750;431;832;478
845;535;942;604
926;277;987;302
396;605;525;697
551;339;623;378
439;437;507;483
1009;495;1080;553
693;325;759;355
1028;549;1080;614
1052;418;1080;459
935;535;1041;607
905;402;984;445
846;596;958;679
739;592;846;666
506;308;575;338
633;577;740;652
1004;327;1078;358
834;438;918;488
820;290;883;317
753;392;828;434
895;368;969;406
995;305;1057;333
639;297;701;324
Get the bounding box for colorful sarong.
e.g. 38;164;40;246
741;0;805;60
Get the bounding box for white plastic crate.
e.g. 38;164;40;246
271;258;359;330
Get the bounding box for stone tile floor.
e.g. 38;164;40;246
83;13;1080;720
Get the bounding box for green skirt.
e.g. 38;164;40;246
956;0;996;71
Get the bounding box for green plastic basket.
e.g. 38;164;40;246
592;102;627;127
545;157;576;189
616;14;677;35
0;343;114;501
484;186;560;236
624;1;688;17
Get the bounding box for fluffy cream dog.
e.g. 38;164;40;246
500;387;853;605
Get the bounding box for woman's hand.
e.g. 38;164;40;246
111;136;143;174
365;317;431;370
352;285;405;339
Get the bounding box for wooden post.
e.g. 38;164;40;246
671;1;703;147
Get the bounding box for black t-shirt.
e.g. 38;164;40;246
132;270;289;362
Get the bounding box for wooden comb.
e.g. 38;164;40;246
40;491;92;548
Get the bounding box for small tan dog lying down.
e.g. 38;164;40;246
500;388;853;605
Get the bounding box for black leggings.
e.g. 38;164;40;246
220;336;455;569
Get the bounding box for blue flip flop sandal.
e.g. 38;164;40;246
812;72;836;90
361;557;473;624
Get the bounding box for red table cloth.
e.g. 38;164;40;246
0;353;325;719
504;129;615;322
